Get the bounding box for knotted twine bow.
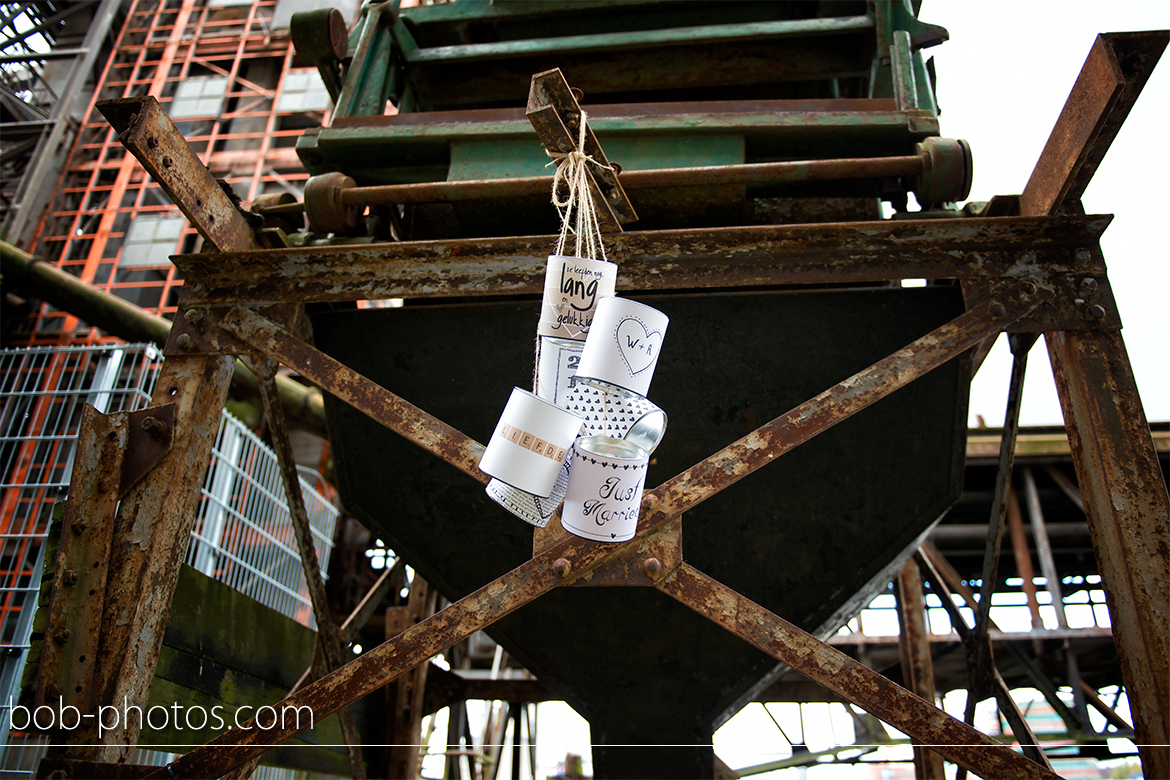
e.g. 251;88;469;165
548;110;612;261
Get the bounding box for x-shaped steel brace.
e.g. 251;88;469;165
146;278;1061;780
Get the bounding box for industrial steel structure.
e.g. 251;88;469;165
0;1;1167;779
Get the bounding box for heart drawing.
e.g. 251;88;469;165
615;317;663;376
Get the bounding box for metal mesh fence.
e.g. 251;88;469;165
0;344;337;774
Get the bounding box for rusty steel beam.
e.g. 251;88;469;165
220;306;488;483
894;559;946;780
36;406;126;723
1022;30;1170;779
1046;329;1169;768
142;274;1047;778
95;96;256;253
173;215;1108;304
246;358;366;779
65;92;256;762
1021;32;1168;217
83;353;237;760
656;564;1060;780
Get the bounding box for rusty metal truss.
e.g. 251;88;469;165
33;29;1169;780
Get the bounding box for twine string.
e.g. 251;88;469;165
547;110;612;261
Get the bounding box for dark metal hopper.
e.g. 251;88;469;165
311;285;970;777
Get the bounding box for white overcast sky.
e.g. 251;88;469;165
917;0;1169;428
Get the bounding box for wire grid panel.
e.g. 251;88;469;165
187;412;337;630
0;344;161;648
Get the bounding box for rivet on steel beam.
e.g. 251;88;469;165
53;629;71;644
553;558;571;579
184;308;205;324
45;684;62;701
1020;280;1038;296
1074;247;1092;263
570;87;584;102
147;136;158;149
1080;277;1098;293
990;302;1006;319
64;569;79;586
643;494;660;514
141;416;169;438
1088;304;1107;320
161;155;172;169
643;557;662;578
71;521;89;535
176;332;195;351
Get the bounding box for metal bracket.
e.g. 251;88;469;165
961;272;1120;333
120;404;175;499
526;68;636;231
564;513;683;587
166;300;308;358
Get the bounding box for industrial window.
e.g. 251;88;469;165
168;75;230;119
277;69;331;113
120;215;186;267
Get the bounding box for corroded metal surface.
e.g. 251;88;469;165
95;97;254;252
85;353;236;760
656;564;1060;780
1022;32;1169;216
1047;330;1170;776
174;215;1109;305
563;514;683;588
219;306;488;483
1022;30;1170;779
38;406;127;718
119;405;174;499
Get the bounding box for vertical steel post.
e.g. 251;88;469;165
1021;32;1170;776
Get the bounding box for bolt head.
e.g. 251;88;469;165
45;684;62;700
553;558;571;579
65;569;79;586
53;628;71;644
1074;247;1092;263
989;302;1006;319
176;333;194;350
1080;277;1098;293
643;557;662;578
71;521;89;535
1088;304;1107;320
